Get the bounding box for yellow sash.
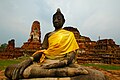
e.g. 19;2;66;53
33;29;79;60
44;29;79;59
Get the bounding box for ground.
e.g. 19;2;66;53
88;66;120;80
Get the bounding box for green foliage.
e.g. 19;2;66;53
0;59;20;70
0;57;120;71
82;63;120;70
0;56;29;70
0;43;7;49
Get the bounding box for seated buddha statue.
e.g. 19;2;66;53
5;8;107;80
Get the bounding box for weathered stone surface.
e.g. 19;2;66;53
0;39;23;59
22;41;41;50
21;69;107;80
21;21;41;50
28;21;41;42
22;64;107;80
21;78;71;80
6;39;15;50
71;68;107;80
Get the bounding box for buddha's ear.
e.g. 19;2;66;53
63;19;65;24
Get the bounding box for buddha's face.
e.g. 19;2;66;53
53;14;64;30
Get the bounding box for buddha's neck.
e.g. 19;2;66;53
55;28;62;31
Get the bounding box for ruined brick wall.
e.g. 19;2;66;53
6;39;15;50
21;21;41;50
28;21;41;42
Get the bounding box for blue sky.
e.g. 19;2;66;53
0;0;120;47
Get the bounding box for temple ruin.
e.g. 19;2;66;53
0;21;120;64
63;26;120;64
6;39;15;50
0;21;42;59
21;21;41;50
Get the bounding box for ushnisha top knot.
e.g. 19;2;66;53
57;8;61;13
53;8;65;23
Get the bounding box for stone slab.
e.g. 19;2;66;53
21;77;71;80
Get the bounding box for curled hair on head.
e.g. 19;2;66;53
53;8;65;23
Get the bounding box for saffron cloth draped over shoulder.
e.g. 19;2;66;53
33;29;79;60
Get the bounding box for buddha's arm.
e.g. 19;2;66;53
42;51;76;69
42;32;51;49
32;32;51;62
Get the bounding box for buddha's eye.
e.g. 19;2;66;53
57;17;61;20
53;15;62;21
57;15;62;20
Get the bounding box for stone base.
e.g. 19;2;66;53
5;63;108;80
21;77;70;80
21;64;107;80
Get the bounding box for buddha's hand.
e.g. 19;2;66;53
32;51;43;62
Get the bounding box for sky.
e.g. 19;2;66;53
0;0;120;47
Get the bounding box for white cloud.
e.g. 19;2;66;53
0;0;120;46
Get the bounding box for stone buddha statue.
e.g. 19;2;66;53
5;8;107;80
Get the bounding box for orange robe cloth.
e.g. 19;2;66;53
33;29;79;61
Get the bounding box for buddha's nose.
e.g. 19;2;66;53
54;18;59;23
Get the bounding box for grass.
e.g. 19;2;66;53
0;59;20;70
0;56;29;70
0;56;120;71
82;63;120;70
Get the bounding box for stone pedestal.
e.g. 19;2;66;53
21;64;107;80
21;78;71;80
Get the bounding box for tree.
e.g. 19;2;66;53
0;43;7;49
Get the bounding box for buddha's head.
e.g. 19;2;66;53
53;8;65;30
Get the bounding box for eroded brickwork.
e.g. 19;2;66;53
21;21;41;50
6;39;15;50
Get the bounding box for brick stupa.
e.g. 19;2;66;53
21;21;41;50
6;39;15;50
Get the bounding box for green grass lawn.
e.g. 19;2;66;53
82;63;120;70
0;56;29;70
0;59;20;70
0;57;120;71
